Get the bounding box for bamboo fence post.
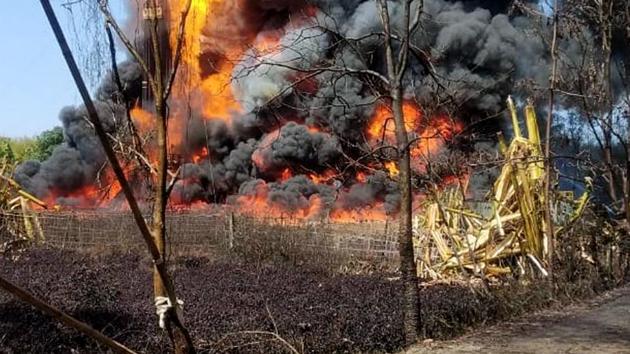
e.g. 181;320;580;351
228;212;234;250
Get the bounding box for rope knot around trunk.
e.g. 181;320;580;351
154;296;184;329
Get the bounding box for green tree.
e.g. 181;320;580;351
33;126;64;161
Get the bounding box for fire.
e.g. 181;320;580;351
172;200;212;211
385;161;399;177
410;114;464;158
356;172;368;183
192;146;209;164
234;179;391;223
235;182;322;220
104;168;125;202
367;101;463;171
307;125;321;133
251;129;280;172
167;0;242;123
440;173;471;191
367;102;422;140
39;160;139;210
280;168;292;181
130;107;153;133
199;60;242;121
253;30;283;54
165;1;321;124
309;170;336;184
168;0;209;78
35;2;471;225
329;206;388;223
306;194;323;219
41;185;100;209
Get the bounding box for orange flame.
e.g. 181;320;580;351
41;185;99;209
130;106;153;133
410;113;464;158
44;4;468;223
168;0;242;123
280;168;293;181
199;60;243;121
165;1;320;125
251;129;280;172
355;171;368;183
385;161;399;177
367;101;463;172
367;102;422;139
329;206;388;223
235;181;323;220
309;169;336;184
192;146;209;164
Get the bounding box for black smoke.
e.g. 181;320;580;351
251;122;340;175
18;0;563;217
15;102;123;203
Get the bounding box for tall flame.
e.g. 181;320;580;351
367;102;422;139
367;101;463;171
168;0;242;123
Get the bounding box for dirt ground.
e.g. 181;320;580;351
409;285;630;354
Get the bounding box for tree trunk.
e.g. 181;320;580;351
603;124;617;201
392;86;420;345
600;2;618;203
148;3;195;351
152;101;194;354
544;0;560;275
45;0;196;351
377;0;420;345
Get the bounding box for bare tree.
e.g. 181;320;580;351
98;1;196;352
377;0;422;345
544;0;560;273
41;0;196;352
561;0;630;225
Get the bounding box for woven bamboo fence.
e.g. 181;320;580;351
0;210;401;266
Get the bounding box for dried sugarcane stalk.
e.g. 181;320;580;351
1;159;46;255
416;97;590;279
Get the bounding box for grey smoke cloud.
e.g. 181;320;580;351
233;25;331;112
17;0;568;215
15;102;121;203
251;122;340;174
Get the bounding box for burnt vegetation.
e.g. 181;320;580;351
0;243;614;354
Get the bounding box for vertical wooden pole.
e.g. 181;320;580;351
228;212;235;250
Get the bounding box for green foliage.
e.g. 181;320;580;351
33;127;64;161
0;127;64;163
0;139;16;164
7;138;36;162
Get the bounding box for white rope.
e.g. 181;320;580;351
154;296;184;329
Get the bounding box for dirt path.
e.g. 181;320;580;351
409;286;630;354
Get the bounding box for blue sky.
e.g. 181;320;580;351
0;1;125;138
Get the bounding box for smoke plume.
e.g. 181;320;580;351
17;0;569;219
